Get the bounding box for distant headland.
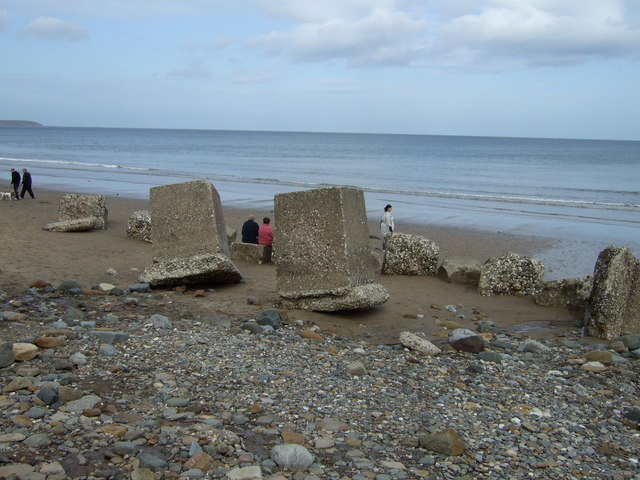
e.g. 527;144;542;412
0;120;43;127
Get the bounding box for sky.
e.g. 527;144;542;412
1;0;640;140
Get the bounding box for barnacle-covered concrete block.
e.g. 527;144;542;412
43;217;99;232
437;257;482;285
585;245;640;339
478;252;544;296
274;186;388;311
536;276;593;310
126;210;152;243
231;243;272;264
139;179;241;286
59;193;108;230
382;233;439;276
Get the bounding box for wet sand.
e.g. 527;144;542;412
0;189;584;344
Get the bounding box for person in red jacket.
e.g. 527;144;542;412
258;217;274;247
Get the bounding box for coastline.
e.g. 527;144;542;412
0;188;583;345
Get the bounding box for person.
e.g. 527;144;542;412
258;217;274;247
20;168;34;199
380;204;394;249
10;169;21;200
241;214;260;244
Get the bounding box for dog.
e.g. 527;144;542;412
0;191;16;200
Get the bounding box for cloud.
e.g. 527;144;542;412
187;37;234;52
247;0;640;70
169;59;212;79
19;16;89;41
429;2;640;69
251;9;427;65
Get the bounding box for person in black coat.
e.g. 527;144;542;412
10;169;21;200
241;215;260;243
20;168;34;199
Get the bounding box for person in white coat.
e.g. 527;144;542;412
380;204;394;249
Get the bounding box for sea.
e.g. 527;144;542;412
1;126;639;280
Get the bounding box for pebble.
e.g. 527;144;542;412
0;283;639;480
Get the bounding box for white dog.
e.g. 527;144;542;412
0;191;16;200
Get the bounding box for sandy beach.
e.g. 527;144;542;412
0;188;583;344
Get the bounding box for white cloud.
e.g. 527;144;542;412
19;16;89;41
252;9;427;65
169;59;212;79
429;2;640;69
248;0;640;70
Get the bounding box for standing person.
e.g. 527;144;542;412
20;168;34;199
258;217;274;247
380;204;394;249
241;214;260;243
10;169;21;200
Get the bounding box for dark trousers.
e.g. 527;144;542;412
12;184;20;199
21;185;34;199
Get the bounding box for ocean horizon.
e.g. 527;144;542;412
1;125;639;280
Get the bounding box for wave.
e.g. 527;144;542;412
2;156;638;211
0;157;152;172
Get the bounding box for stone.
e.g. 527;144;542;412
13;342;39;362
59;193;108;229
2;310;27;322
256;310;282;329
450;336;485;353
270;443;314;472
42;216;99;232
88;331;129;344
346;361;367;376
585;350;613;364
274;186;387;311
478;252;545;296
437;257;481;285
581;361;607;373
0;341;13;367
231;242;272;264
226;466;262;480
419;428;466;456
536;276;593;310
382;233;439;276
127;210;152;242
0;464;34;479
585;245;640;339
57;280;81;292
399;331;441;355
184;452;216;471
139;180;242;286
35;336;67;349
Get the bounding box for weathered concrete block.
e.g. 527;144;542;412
150;179;230;260
437;257;481;286
274;186;387;311
140;180;241;286
536;276;592;310
585;245;640;339
478;253;544;296
231;243;272;264
226;226;237;247
42;217;99;232
382;233;439;276
127;210;152;243
59;194;108;229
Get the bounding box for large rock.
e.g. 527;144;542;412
382;233;439;276
274;186;388;311
585;245;640;339
231;243;272;264
437;257;481;285
478;253;544;296
42;217;98;232
536;276;593;310
127;210;152;243
139;180;241;286
59;193;108;229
